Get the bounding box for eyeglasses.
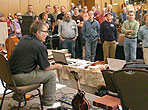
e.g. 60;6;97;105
129;15;134;16
40;30;49;33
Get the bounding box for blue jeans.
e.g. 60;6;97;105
61;39;75;58
124;37;137;62
85;40;97;62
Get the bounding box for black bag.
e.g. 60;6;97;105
95;86;109;97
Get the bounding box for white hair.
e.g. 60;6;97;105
88;11;94;15
107;4;112;8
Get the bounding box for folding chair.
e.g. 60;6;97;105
0;54;43;110
113;68;148;110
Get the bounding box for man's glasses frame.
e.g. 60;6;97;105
40;30;49;33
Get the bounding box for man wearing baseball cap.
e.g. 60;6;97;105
100;12;118;63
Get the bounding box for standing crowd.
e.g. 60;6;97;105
1;2;148;110
1;3;148;64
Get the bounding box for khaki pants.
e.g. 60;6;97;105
13;69;56;106
143;48;148;65
103;41;117;64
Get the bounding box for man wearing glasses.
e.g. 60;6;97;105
9;21;63;109
121;11;139;62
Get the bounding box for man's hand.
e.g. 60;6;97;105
72;36;77;41
44;64;63;71
55;64;63;70
126;30;133;34
57;19;61;24
59;36;65;41
60;37;65;42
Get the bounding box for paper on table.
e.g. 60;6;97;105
107;58;126;71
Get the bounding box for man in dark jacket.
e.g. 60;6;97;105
100;12;117;63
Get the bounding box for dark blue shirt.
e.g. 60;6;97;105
100;20;117;43
9;35;50;75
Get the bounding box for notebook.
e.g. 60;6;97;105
52;51;73;65
107;58;126;71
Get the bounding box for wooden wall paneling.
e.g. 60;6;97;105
67;0;72;10
84;0;95;11
112;0;123;15
38;0;50;14
102;0;111;8
50;0;60;12
95;0;101;9
8;0;20;16
80;0;85;7
19;0;28;15
0;0;9;17
49;0;71;12
28;0;40;15
72;0;79;6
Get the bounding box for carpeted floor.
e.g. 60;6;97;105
0;84;102;110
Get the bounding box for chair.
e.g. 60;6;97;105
102;70;117;95
0;54;43;110
123;61;148;70
102;69;118;97
113;68;148;110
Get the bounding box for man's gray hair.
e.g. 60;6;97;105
107;4;112;8
88;11;94;15
30;21;48;35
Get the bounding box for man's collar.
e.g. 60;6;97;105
25;35;40;41
89;19;94;22
144;25;148;29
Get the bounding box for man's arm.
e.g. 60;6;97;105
58;22;64;41
82;21;86;40
96;22;100;38
114;23;118;41
75;21;78;37
121;22;132;34
51;22;55;33
100;23;104;43
44;64;62;71
121;22;127;34
138;27;143;41
131;22;139;36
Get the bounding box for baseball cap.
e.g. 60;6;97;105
83;6;87;9
105;12;113;16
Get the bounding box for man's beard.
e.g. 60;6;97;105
65;17;71;22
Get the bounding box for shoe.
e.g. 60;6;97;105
43;102;62;110
12;93;33;102
12;93;24;102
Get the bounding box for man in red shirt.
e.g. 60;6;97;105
96;8;106;24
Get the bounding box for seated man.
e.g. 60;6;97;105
9;21;63;109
